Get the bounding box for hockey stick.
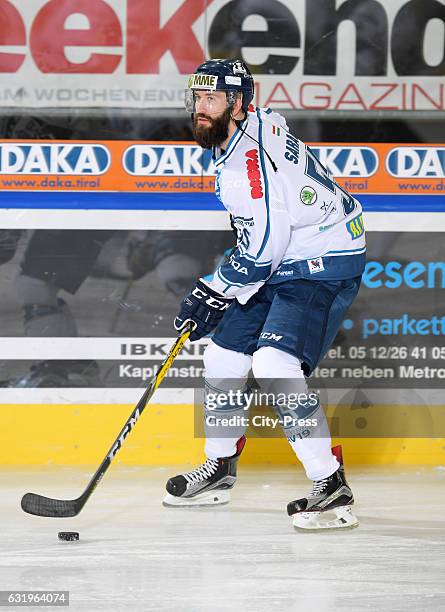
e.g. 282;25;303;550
21;327;192;518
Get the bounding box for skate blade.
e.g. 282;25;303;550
292;505;359;532
162;490;231;507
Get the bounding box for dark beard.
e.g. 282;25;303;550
192;107;232;149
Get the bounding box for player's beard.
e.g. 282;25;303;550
192;107;232;149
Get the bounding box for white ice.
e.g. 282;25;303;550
1;466;444;612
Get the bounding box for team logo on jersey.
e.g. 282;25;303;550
300;186;317;205
245;149;264;199
308;258;325;274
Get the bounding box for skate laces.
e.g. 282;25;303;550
184;458;219;485
310;477;330;497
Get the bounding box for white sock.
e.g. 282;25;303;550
252;346;339;480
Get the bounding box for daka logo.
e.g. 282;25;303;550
310;147;378;177
123;145;215;176
245;149;264;199
0;143;110;175
386;147;445;178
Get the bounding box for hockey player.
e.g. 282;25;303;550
164;59;365;530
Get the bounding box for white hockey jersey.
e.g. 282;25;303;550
206;107;366;304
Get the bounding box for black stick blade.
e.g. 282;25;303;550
21;493;80;518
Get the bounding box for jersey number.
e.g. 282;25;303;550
305;147;356;217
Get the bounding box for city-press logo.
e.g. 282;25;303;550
300;186;317;205
0;143;110;175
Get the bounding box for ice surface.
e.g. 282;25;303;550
1;466;444;612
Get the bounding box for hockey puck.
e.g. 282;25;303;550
58;532;79;541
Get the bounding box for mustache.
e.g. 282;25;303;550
195;114;214;123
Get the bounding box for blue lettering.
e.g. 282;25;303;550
363;262;384;288
363;261;445;289
385;262;402;289
404;262;426;289
427;262;445;288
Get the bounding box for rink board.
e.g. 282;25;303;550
1;402;444;466
1;152;445;467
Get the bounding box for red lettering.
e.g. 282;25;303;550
412;83;443;111
369;83;398;111
127;0;213;74
299;82;331;109
264;82;296;109
401;83;407;111
246;159;259;171
30;0;122;73
0;0;26;72
245;149;264;199
334;84;367;110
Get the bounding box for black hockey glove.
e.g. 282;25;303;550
174;280;233;341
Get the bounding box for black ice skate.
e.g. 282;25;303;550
287;445;359;531
163;436;246;507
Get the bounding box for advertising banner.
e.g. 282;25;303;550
0;229;444;398
1;140;445;198
0;137;444;418
1;0;444;111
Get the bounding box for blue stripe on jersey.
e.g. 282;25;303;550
237;250;272;265
217;250;272;286
326;247;366;255
217;267;271;289
281;246;366;262
215;168;222;202
255;109;271;259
